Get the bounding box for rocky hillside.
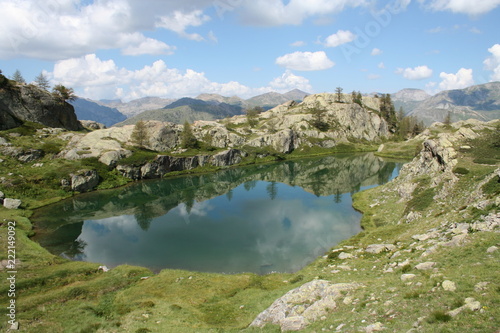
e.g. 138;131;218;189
250;119;499;332
0;75;81;130
409;82;500;125
59;93;389;180
392;88;431;114
70;98;126;127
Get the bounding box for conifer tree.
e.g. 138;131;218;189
131;120;149;148
12;69;25;84
34;72;50;90
181;121;199;149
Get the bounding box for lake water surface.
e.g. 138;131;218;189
32;153;404;274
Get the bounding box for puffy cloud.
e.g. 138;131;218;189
156;10;210;41
420;0;500;15
275;51;335;71
0;0;212;60
324;30;357;48
438;68;474;90
238;0;366;26
395;65;433;80
378;62;385;69
269;70;313;92
484;44;500;81
50;54;312;101
367;74;381;80
371;48;383;56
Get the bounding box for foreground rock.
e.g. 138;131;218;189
250;279;361;331
0;76;81;130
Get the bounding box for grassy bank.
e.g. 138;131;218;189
1;123;498;332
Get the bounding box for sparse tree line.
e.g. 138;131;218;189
4;69;76;102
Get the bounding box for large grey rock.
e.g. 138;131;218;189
250;279;361;331
80;120;106;130
365;244;396;254
99;149;132;168
3;198;22;209
70;170;99;192
0;82;81;130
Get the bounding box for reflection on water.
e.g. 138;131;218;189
32;153;404;274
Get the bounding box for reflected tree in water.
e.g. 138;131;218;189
266;181;278;200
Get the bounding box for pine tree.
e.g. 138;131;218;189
181;121;199;149
12;69;25;84
34;72;50;90
52;84;76;102
335;87;343;103
131;120;149;148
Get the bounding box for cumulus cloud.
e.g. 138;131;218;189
238;0;366;26
50;54;312;101
156;10;210;41
378;62;386;69
324;30;357;48
484;44;500;81
367;74;381;80
395;65;433;80
371;48;383;56
275;51;334;71
269;70;313;92
0;0;212;60
420;0;500;15
438;68;474;90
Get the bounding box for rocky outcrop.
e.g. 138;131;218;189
117;149;245;180
3;198;22;209
62;170;99;192
80;120;106;130
250;280;361;331
0;79;81;130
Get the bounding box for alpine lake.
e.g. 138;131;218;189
32;153;405;275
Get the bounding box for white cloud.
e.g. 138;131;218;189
156;10;210;41
324;30;357;47
367;74;381;80
371;48;383;56
484;44;500;81
275;51;335;71
239;0;366;26
291;41;306;47
378;62;386;69
396;65;433;80
120;35;176;56
438;68;474;90
0;0;213;60
420;0;500;15
50;54;313;101
269;70;313;92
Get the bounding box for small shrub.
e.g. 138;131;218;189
427;310;452;323
289;275;304;284
67;286;89;299
135;328;151;333
482;175;500;197
170;304;182;311
452;166;469;175
401;264;412;273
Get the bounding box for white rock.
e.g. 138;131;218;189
338;252;353;259
3;198;21;209
365;322;384;332
415;262;436;270
486;246;498;253
442;280;457;291
401;274;416;282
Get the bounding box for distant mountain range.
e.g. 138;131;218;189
70;98;126;127
113;89;309;126
407;82;500;125
73;84;500;127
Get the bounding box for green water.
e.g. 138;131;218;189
32;153;404;274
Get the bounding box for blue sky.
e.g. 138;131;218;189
1;0;499;101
